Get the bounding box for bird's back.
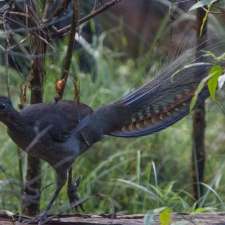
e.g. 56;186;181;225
20;100;93;132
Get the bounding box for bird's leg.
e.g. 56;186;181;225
67;168;85;211
32;170;68;225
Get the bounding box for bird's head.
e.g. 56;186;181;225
0;97;14;118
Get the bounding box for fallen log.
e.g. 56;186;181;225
1;212;225;225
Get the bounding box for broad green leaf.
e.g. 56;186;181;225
189;0;218;10
207;65;223;100
159;208;172;225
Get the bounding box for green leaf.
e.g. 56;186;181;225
159;208;172;225
189;0;218;11
194;207;212;213
190;64;224;111
203;51;225;62
190;75;210;111
207;65;223;100
117;178;161;201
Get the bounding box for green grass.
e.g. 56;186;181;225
0;24;225;216
0;51;225;216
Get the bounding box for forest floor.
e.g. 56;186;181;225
1;212;225;224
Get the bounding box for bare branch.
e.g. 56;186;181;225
53;0;122;38
55;0;79;101
52;0;72;19
43;0;54;21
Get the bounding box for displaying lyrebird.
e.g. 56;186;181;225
0;49;215;224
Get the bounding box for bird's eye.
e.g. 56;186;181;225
0;103;6;110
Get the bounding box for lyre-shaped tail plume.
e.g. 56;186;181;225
110;55;212;137
76;49;214;145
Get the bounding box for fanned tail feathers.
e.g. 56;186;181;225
110;50;213;137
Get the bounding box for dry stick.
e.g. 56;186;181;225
54;0;122;37
79;0;121;25
3;7;26;205
2;10;11;98
52;0;72;20
43;0;71;23
55;0;79;101
43;0;54;21
3;0;122;38
192;6;208;204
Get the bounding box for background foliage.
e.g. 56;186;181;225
0;0;225;217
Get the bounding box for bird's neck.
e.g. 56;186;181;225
2;110;34;151
3;110;27;131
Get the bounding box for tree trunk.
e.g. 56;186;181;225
21;27;46;216
192;6;208;202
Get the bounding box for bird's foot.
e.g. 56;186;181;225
34;212;50;225
67;176;85;211
21;211;50;225
70;194;87;211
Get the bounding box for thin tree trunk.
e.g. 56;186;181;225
192;102;206;201
22;25;46;217
192;6;208;202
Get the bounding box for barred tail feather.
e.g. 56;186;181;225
110;51;213;137
76;48;218;142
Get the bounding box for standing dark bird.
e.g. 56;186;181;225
0;49;215;224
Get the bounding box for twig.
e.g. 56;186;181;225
79;0;121;24
53;0;122;38
43;0;54;21
25;125;53;153
55;0;79;101
52;0;72;19
2;0;122;39
2;9;11;98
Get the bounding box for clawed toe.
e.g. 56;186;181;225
71;196;86;211
21;212;49;225
36;212;49;225
69;189;86;211
67;176;85;211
